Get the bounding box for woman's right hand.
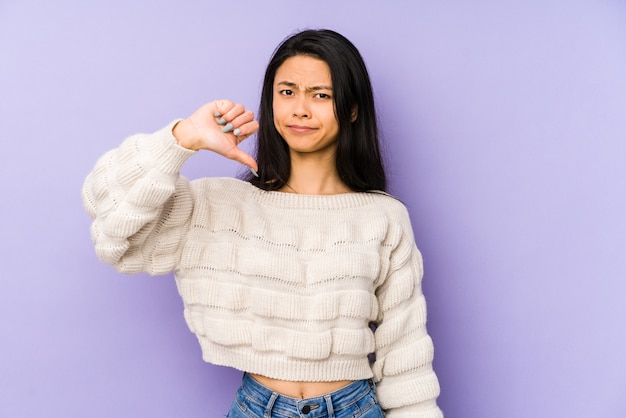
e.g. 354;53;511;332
172;100;259;172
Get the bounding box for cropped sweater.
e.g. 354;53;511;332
82;122;442;417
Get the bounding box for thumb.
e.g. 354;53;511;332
225;147;258;173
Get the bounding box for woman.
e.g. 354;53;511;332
83;29;442;417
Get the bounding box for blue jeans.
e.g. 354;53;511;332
227;373;385;417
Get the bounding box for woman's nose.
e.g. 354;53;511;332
292;97;310;118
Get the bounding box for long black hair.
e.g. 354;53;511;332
245;29;387;192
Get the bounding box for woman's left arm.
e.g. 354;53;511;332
373;209;444;417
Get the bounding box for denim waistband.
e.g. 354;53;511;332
240;373;374;417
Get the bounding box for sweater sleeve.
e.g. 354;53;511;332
372;209;443;417
81;121;196;275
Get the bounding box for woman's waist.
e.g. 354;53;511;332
249;373;354;399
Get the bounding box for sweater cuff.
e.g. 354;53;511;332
148;119;197;175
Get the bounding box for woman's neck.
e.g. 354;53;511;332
282;152;351;195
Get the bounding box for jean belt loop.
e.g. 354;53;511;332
324;394;334;417
264;392;279;418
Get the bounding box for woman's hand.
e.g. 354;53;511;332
173;100;259;172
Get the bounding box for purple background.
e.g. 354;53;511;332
1;1;625;417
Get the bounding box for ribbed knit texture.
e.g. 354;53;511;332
82;122;443;417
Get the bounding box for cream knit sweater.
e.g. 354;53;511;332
82;122;442;417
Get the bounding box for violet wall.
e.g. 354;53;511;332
1;1;625;417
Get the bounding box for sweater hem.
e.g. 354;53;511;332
198;340;374;383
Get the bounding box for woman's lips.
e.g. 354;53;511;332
288;125;317;133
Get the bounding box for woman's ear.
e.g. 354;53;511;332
350;105;358;122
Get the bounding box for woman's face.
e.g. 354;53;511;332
272;55;339;157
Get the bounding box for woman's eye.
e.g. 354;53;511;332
280;89;293;96
315;93;331;99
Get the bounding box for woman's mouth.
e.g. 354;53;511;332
288;125;317;133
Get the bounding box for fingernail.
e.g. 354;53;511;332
214;112;222;117
250;167;259;177
222;123;234;133
217;118;227;125
233;128;241;136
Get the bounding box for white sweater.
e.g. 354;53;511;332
82;122;442;417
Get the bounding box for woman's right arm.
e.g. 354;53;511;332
82;100;258;275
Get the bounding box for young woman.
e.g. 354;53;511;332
83;29;442;417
